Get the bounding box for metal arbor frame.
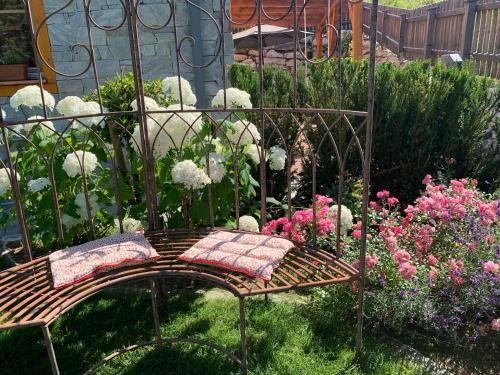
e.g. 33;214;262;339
0;0;378;374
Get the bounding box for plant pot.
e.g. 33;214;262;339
0;64;28;82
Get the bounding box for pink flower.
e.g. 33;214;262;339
366;254;378;269
369;201;379;210
352;230;362;238
492;318;500;331
448;259;464;272
398;262;417;280
393;250;411;264
387;197;399;205
422;174;432;185
351;259;360;270
427;255;438;266
376;190;390;199
483;261;499;274
428;269;438;285
450;273;464;287
350;282;358;294
262;227;272;236
314;194;333;207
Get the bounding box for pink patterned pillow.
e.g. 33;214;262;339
49;233;159;289
178;231;295;281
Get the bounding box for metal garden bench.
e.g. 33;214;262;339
0;0;378;373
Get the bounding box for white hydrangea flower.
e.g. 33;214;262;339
10;116;56;135
10;85;55;111
225;120;260;145
27;177;51;193
244;144;262;165
0;168;18;196
238;215;259;232
172;160;211;190
131;96;160;111
201;153;226;183
114;217;143;233
269;146;287;171
62;150;99;177
161;76;197;105
329;205;354;235
146;104;202;158
74;101;106;128
75;192;99;218
62;214;82;229
56;96;84;116
211;88;252;109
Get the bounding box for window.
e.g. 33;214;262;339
0;0;57;96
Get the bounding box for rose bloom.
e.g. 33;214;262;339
492;319;500;331
483;261;499;274
387;197;399;205
366;254;378;270
422;174;432;185
376;190;390;199
427;254;439;266
398;262;417;280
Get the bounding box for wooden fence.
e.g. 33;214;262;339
362;0;500;79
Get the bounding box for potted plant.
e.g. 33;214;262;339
0;50;28;82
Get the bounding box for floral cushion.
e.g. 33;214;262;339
178;231;295;281
49;233;160;289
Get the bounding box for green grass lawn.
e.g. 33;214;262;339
0;285;431;375
378;0;441;9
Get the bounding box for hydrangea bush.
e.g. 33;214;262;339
0;77;287;250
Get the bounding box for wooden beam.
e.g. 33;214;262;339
349;1;363;60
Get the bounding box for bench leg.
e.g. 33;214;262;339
239;297;248;375
42;325;60;375
150;279;162;344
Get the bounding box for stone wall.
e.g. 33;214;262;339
233;48;305;70
1;0;233;119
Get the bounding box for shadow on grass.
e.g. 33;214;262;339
0;283;431;375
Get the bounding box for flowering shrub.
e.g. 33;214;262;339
329;176;498;343
262;195;354;243
0;76;287;250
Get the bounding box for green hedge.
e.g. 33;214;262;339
229;60;500;203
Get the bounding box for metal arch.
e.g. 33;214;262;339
0;0;380;371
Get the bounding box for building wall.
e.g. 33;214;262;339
1;0;233;119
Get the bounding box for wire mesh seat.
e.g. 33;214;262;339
0;228;358;331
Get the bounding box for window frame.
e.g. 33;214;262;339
0;0;57;96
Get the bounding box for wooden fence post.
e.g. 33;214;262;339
380;10;387;46
459;0;478;59
424;6;437;59
398;14;407;57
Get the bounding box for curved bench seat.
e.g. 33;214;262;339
0;228;358;331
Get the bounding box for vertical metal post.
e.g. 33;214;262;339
125;0;160;230
1;128;32;262
239;297;248;375
150;279;162;343
42;325;61;375
357;0;378;355
460;0;478;59
189;0;207;108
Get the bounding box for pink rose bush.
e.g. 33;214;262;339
343;176;499;342
262;195;352;243
289;176;499;343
